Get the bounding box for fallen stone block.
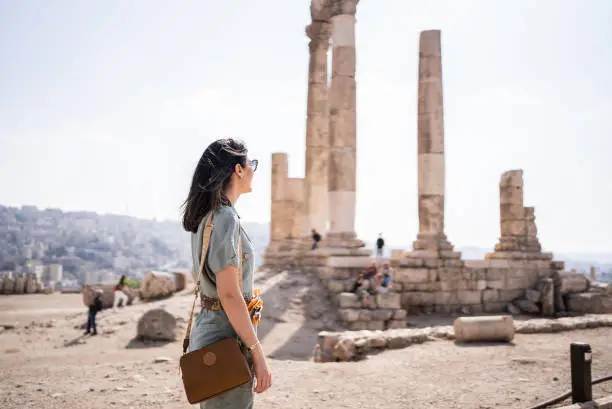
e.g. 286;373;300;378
136;308;177;341
560;272;590;294
566;292;612;314
453;315;514;343
514;298;540;314
139;271;176;301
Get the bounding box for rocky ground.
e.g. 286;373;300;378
1;268;612;409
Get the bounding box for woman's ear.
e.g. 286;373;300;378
234;163;243;177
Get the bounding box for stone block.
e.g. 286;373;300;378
486;268;508;281
338;308;360;322
376;292;401;309
346;321;368;331
401;291;436;307
435;292;458;305
370;309;394;321
394;267;430;284
526;289;541;303
566;293;612;314
482;289;498;303
327;255;373;268
486;280;505;290
399;257;424;268
443;259;464;268
336;292;360;308
560;273;590;294
457;290;482;305
412;282;442;292
483;302;506;313
392;309;407;320
498;289;524;302
327;280;346;293
454;315;515;343
367;321;386;331
423;258;442;268
515;299;540;314
386;320;406;329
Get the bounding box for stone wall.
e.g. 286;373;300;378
394;257;564;314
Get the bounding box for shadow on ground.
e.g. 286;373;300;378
125;337;175;349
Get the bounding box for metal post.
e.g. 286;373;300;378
570;342;592;403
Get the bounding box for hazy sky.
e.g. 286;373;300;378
1;0;611;253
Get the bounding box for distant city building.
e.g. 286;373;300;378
46;264;63;282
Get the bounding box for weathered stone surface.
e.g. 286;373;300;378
566;293;612;314
136;308;177;341
559;272;590;294
139;271;176;301
514;299;540;314
375;293;401;309
453;315;514;343
336;292;360;308
539;278;555;317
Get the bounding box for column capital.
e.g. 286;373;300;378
311;0;333;21
306;21;332;49
331;0;359;17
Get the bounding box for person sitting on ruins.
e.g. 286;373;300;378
85;288;104;336
351;264;377;302
374;263;393;294
113;274;129;312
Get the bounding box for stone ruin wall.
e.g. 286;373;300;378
262;153;307;267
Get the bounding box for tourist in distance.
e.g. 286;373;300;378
181;138;271;408
376;233;385;258
311;228;321;250
112;274;129;311
84;288;103;336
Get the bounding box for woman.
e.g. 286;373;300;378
181;138;272;408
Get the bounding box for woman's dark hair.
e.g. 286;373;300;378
181;138;248;233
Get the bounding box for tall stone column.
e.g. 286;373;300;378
326;0;363;248
303;20;332;240
269;153;288;244
411;30;458;258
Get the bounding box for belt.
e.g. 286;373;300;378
200;289;264;326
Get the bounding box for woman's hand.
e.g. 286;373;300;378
251;345;272;393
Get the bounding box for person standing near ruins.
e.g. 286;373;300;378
181;138;271;408
113;274;129;312
311;229;322;250
376;233;385;258
85;288;103;336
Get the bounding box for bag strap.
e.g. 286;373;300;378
182;213;214;354
181;213;244;354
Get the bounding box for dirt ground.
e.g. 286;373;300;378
1;269;612;409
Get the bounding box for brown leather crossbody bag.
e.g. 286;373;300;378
179;214;252;404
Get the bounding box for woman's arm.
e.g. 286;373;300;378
216;265;259;348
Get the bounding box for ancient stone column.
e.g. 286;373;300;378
270;153;288;244
412;30;457;258
303;19;332;239
327;0;363;247
487;169;550;260
285;178;305;242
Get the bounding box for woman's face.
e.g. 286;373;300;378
236;157;258;194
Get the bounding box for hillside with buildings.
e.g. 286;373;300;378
0;205;192;289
